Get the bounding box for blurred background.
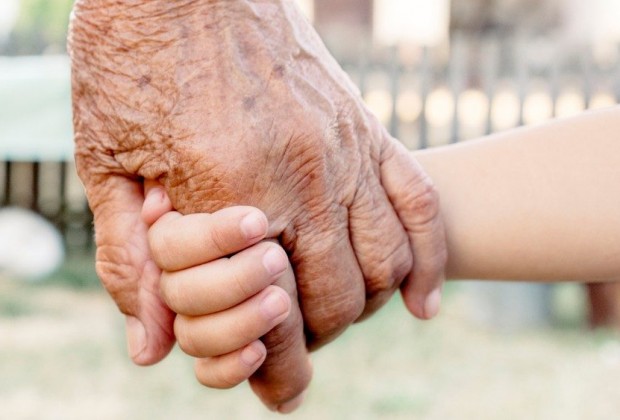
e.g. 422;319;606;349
1;0;620;418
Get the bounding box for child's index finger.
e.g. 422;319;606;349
160;241;289;316
148;206;268;271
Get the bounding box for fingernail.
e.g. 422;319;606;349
125;316;147;361
277;391;307;414
260;289;290;321
240;211;267;240
262;247;287;276
423;288;442;320
240;341;265;367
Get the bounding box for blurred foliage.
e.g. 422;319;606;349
0;291;35;317
3;0;74;55
43;251;101;289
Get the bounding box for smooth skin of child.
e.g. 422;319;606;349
142;184;310;413
143;106;620;412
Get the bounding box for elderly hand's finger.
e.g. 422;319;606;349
348;167;413;321
249;256;313;413
281;209;365;350
381;139;447;320
148;207;268;272
90;175;176;365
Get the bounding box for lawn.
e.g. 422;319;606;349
1;266;619;420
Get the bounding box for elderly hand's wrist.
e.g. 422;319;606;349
71;0;285;20
69;0;291;54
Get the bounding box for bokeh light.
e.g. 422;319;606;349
364;89;393;125
458;88;489;127
590;92;616;110
491;88;520;130
374;0;451;46
523;91;553;125
556;89;585;118
425;86;454;127
396;90;423;123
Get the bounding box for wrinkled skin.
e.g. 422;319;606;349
69;0;447;409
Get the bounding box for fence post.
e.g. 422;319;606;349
587;283;620;329
3;161;11;206
31;161;40;212
388;45;400;138
418;46;429;149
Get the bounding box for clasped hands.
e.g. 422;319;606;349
69;0;447;412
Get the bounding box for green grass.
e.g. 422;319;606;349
42;250;100;289
0;292;35;317
1;271;620;419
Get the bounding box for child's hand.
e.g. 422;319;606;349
142;181;312;413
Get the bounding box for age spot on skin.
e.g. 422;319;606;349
181;26;190;39
138;75;152;88
243;97;256;111
272;65;285;78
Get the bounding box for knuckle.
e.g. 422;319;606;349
147;224;173;270
229;265;253;302
277;131;332;198
209;223;230;257
147;212;184;270
392;243;415;284
159;272;183;313
354;235;413;321
194;367;215;388
400;176;441;229
261;322;297;357
174;317;199;357
364;240;412;293
305;291;364;345
340;292;366;324
212;366;246;389
196;364;243;390
349;187;412;300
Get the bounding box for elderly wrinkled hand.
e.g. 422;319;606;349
69;0;446;409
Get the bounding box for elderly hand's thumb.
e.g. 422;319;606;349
89;175;175;365
379;138;447;320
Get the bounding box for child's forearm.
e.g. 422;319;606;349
413;106;620;282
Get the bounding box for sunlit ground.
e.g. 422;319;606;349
2;259;620;420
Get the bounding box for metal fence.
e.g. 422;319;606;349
1;33;619;250
0;160;93;250
343;33;620;148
